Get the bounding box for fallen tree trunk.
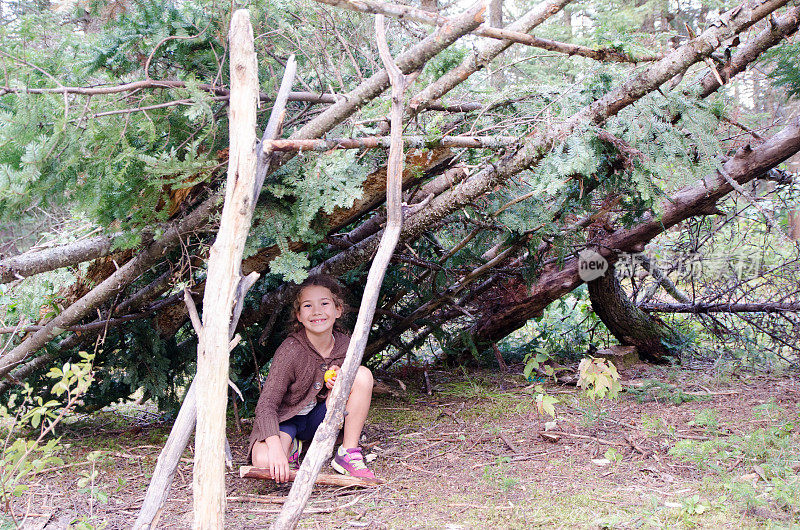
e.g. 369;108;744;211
588;265;684;361
473;117;800;343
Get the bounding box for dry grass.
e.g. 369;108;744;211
7;363;800;529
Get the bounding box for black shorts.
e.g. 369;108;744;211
278;401;327;441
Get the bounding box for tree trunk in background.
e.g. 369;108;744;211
588;266;683;362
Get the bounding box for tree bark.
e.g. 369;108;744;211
193;11;261;528
0;232;122;285
588;266;683;361
473;117;800;343
0;193;216;380
641;302;800;313
272;15;407;528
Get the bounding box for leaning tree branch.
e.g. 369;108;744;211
263;135;516;151
282;1;485;148
640;302;800;313
475;117;800;342
273;14;407;528
0;83;479;113
0;232;123;285
698;6;800;98
0;192;217;380
312;0;660;63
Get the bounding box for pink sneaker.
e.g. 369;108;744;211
331;447;375;479
288;438;302;470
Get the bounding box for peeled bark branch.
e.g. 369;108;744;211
273;14;407;528
641;302;800;313
192;12;262;527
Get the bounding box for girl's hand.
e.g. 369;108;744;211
265;437;290;483
325;365;339;389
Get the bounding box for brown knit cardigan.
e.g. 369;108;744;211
248;329;349;458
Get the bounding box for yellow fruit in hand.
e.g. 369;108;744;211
324;369;337;383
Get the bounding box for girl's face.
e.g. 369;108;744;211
295;285;342;338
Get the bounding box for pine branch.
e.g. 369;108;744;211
311;0;659;63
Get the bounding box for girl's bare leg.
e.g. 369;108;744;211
341;366;373;449
251;431;292;468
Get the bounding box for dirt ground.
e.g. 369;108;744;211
7;361;800;529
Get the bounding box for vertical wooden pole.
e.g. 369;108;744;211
193;10;259;529
271;14;408;529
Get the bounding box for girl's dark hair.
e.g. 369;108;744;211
289;275;348;333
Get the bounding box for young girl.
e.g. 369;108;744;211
248;275;375;482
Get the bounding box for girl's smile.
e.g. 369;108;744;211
296;285;343;338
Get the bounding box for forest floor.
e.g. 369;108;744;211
7;360;800;529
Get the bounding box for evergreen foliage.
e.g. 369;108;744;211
0;0;797;411
763;43;800;99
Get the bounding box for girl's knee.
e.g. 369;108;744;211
251;442;268;467
355;365;373;388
